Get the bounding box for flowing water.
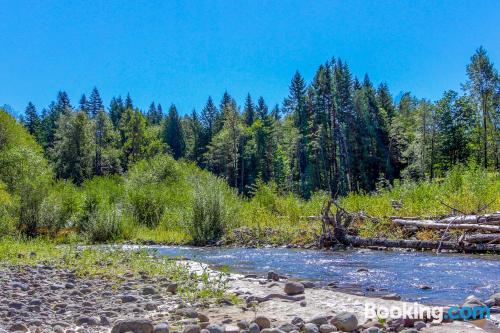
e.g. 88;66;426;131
146;246;499;306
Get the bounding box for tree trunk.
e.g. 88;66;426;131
392;219;500;232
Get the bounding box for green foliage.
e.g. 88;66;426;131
189;174;235;245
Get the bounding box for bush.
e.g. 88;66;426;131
190;176;233;245
85;205;124;242
0;182;15;236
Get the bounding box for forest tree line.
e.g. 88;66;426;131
20;47;499;198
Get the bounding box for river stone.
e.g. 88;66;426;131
166;283;178;294
53;325;65;333
248;323;260;333
111;319;154;333
319;325;336;333
253;316;271;329
154;323;169;333
278;323;298;332
491;293;500;306
291;317;304;329
308;315;328;325
183;325;201;333
261;330;284;333
267;271;279;281
75;316;100;326
400;330;418;333
363;328;381;333
381;293;401;301
303;323;319;333
330;313;358;332
201;330;210;333
237;321;250;330
206;324;224;333
302;281;316;288
224;325;239;333
142;286;157;295
121;295;139;303
198;313;210;323
284;282;304;295
176;307;198;318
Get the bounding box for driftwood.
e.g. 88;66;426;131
464;234;500;244
435;214;500;225
316;199;500;253
392;219;500;232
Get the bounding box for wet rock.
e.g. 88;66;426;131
302;323;319;333
357;267;369;272
100;316;111;326
206;324;224;333
491;292;500;306
284;282;304;295
183;325;201;333
111;319;154;333
463;295;485;307
301;281;315;288
318;325;336;333
8;302;23;310
416;284;431;290
381;293;401;301
291;317;304;329
362;328;381;333
154;324;170;333
330;313;357;332
253;316;271;329
399;330;418;333
267;271;279;281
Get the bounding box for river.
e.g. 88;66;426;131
142;246;500;306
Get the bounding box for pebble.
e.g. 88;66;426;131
248;322;260;333
183;325;201;333
205;324;224;333
284;282;304;295
330;313;358;332
303;323;319;333
111;319;154;333
318;324;336;333
253;316;271;329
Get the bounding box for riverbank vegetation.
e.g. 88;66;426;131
1;47;499;246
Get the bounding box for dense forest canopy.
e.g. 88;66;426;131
15;47;500;198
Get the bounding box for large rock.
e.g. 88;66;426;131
284;282;304;295
142;286;157;295
8;323;28;332
253;316;271;329
111;319;154;333
75;316;100;326
154;323;169;333
278;323;298;332
318;325;336;333
166;283;178;294
330;313;358;332
463;295;486;307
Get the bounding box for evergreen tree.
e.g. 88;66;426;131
22;102;41;139
201;96;218;140
93;109;121;175
162;105;186;159
109;96;125;128
79;94;89;114
243;93;255;126
119;108;146;166
88;87;103;117
256;97;269;120
125;93;133;110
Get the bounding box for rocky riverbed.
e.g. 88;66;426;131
0;261;499;333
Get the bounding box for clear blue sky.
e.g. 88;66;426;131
1;0;499;116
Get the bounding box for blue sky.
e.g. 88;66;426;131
1;0;499;116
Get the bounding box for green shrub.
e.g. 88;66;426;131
85;205;124;242
190;176;233;245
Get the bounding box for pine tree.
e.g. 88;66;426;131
79;94;89;114
125;93;133;110
52;111;94;185
109;96;124;128
22;102;41;138
88;87;103;117
162;105;186;159
93;109;121;175
243;93;255;126
119;108;146;166
201;96;218;140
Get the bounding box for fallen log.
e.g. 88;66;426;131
245;293;305;304
392;219;500;232
344;236;500;253
436;214;500;225
464;234;500;244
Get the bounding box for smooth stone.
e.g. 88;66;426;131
400;330;418;333
121;295;139;303
153;323;169;333
176;307;198;318
183;325;201;333
363;328;381;333
223;325;239;333
291;317;304;329
491;292;500;306
53;326;65;333
248;323;260;333
260;330;284;333
381;293;401;301
142;286;157;295
330;313;358;332
206;324;224;333
319;325;336;333
413;321;426;330
463;295;486;307
8;324;27;332
302;281;315;288
253;316;271;329
357;267;369;272
237;321;250;330
166;283;178;294
303;323;319;333
308;315;328;325
75;316;100;326
111;319;154;333
198;313;210;323
284;282;304;295
278;324;298;333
